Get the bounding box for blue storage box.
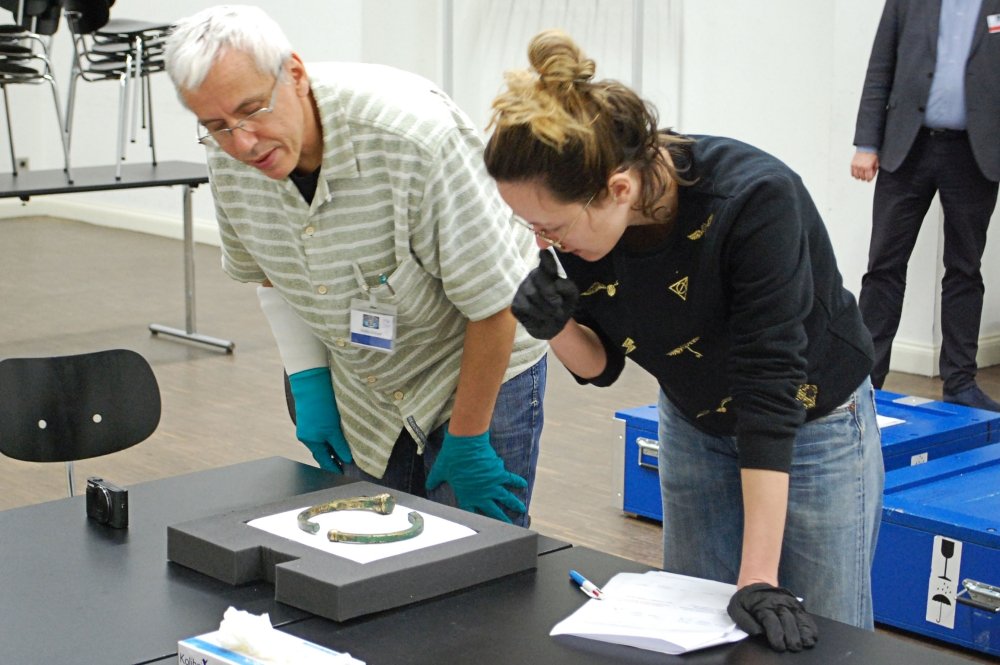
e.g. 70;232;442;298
872;443;1000;657
615;404;661;521
617;391;1000;522
875;390;1000;470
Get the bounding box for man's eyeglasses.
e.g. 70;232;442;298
514;192;596;251
196;76;281;146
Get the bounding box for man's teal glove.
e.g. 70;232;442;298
287;367;353;473
425;430;527;523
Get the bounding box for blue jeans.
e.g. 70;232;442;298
657;378;884;629
342;356;546;527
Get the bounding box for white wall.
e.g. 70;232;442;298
1;0;364;241
3;0;998;375
672;0;999;374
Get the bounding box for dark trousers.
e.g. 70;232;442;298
859;128;998;392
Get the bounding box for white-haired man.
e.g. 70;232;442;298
164;5;547;525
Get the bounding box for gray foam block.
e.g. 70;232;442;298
167;481;537;621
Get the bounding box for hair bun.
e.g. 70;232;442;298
529;29;595;88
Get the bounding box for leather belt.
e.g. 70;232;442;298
921;126;967;139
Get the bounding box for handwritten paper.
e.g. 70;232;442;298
551;570;747;655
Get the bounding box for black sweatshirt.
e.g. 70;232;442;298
560;135;874;472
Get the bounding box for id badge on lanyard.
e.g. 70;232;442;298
349;262;397;353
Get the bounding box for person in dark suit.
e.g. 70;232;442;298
851;0;1000;411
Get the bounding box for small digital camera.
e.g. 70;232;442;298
86;476;129;529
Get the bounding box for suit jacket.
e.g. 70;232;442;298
853;0;1000;181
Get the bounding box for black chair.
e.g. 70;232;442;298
0;348;160;496
62;0;170;179
0;0;72;179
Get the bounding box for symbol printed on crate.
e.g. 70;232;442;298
939;538;957;582
930;592;952;623
925;535;962;628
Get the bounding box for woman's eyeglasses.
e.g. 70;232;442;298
514;192;596;251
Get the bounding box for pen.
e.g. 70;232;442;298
569;570;603;600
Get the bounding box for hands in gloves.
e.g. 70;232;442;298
727;583;818;652
425;430;527;523
511;250;579;340
287;367;353;473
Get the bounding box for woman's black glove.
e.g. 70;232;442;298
511;250;579;340
727;583;819;652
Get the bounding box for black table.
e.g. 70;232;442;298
0;457;344;664
0;457;979;664
278;546;980;665
0;161;235;351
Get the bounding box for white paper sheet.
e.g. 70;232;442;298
550;571;747;655
877;414;905;429
247;504;475;564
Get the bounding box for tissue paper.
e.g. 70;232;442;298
178;606;364;665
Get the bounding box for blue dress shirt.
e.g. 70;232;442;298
925;0;983;129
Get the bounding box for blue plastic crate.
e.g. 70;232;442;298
873;444;1000;656
615;404;661;521
875;390;1000;470
617;391;1000;522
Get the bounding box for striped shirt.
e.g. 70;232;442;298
207;62;547;477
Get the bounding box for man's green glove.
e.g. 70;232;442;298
425;430;527;523
287;367;353;473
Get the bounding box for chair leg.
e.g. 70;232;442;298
65;71;79;151
65;460;75;497
115;55;133;181
1;84;16;176
44;74;73;183
130;36;143;143
145;73;157;166
141;68;149;131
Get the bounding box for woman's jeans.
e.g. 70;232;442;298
343;356;546;527
657;377;884;629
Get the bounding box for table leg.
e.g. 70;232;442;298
148;184;235;352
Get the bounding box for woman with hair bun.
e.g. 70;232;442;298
484;29;883;652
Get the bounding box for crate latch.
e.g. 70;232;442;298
957;578;1000;612
637;437;659;470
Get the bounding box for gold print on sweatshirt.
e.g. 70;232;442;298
581;281;619;297
621;337;636;355
668;276;689;301
667;336;703;359
686;214;715;240
796;384;819;409
696;396;733;419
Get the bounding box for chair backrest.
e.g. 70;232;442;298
63;0;109;35
0;0;64;36
0;349;160;463
26;0;64;37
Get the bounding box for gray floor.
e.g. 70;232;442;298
1;215;995;663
